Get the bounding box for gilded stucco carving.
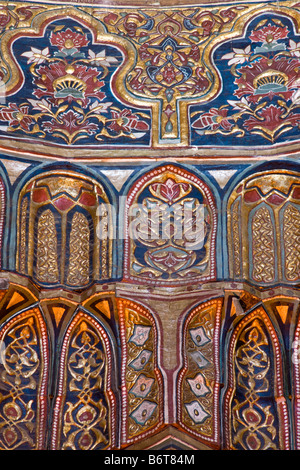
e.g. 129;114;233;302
51;311;116;450
0;307;49;450
16;170;114;286
224;307;290;450
177;298;223;448
0;2;298;155
227;170;300;284
118;299;164;446
124;164;217;286
0;0;299;452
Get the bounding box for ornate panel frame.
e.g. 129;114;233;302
223;306;290;450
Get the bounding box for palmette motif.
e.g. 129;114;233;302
0;0;299;453
0;17;150;147
0;3;299;150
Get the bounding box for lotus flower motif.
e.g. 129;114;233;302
149;178;191;204
33;62;106;107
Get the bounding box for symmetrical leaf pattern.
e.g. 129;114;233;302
36;210;59;284
251;206;276;282
283;204;300;281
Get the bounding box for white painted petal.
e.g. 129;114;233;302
31;47;42;54
90;101;113;113
131;132;146;138
228;57;243;65
292;88;300;104
221;52;234;60
96;50;106;58
227;99;242;110
105;56;119;63
27;98;51;111
232;47;245;54
21;51;34;57
227;97;250;110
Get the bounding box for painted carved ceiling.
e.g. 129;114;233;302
0;0;299;452
0;1;299;158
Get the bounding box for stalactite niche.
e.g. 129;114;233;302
227;170;300;284
50;311;117;450
117;299;164;446
16;171;113;288
224;307;290;450
177;298;223;448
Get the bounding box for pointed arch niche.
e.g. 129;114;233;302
124;165;218;286
50;309;117;450
0;306;49;450
16;170;114;288
117;298;164;447
177;297;223;448
227;169;300;284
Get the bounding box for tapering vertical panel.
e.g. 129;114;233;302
35;209;60;284
118;299;164;446
250;205;276;283
0;308;49;450
177;298;222;448
51;311;117;450
224;307;289;450
282;204;300;282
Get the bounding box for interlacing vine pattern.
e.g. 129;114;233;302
52;314;113;450
224;308;290;450
191;16;300;145
125;165;217;286
0;19;151;146
0;0;299;453
0;4;299;149
0;309;48;450
231;319;278;450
